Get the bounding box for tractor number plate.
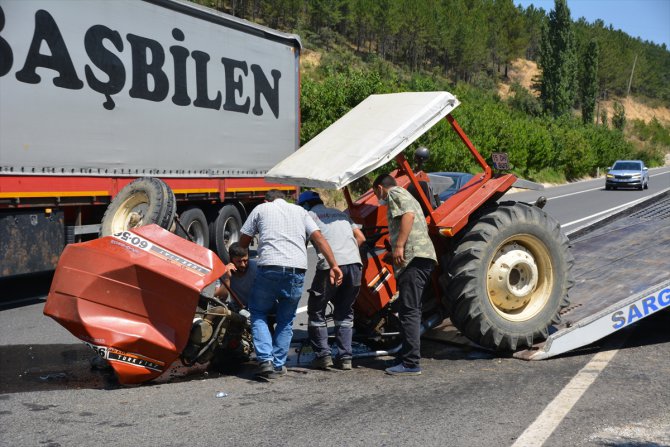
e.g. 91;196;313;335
492;152;510;170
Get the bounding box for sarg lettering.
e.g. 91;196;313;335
611;288;670;329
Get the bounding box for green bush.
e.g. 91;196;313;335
508;82;542;117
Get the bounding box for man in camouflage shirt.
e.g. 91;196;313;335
373;174;437;376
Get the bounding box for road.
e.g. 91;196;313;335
1;169;669;446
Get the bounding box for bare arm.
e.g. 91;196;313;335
393;212;414;266
353;227;366;247
214;275;232;299
239;233;253;249
310;230;343;285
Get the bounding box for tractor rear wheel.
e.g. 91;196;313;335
444;202;574;351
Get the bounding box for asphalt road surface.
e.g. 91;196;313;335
1;169;669;446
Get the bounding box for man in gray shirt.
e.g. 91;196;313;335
239;189;342;379
298;191;365;371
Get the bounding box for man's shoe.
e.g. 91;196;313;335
385;363;421;376
255;361;274;377
266;366;287;379
335;358;352;370
310;355;333;370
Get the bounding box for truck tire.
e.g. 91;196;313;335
100;177;176;236
444;202;574;351
175;207;209;247
211;204;242;263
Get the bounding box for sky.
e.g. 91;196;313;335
514;0;670;48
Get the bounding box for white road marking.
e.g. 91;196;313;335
561;196;650;227
297;305;308;314
542;168;670;201
546;186;602;200
511;339;627;447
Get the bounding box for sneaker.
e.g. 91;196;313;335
266;366;287;379
335;358;352;370
384;363;421;376
255;361;274;377
310;355;333;370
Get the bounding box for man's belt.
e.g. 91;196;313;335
259;265;307;274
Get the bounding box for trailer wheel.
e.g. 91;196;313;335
175;207;210;247
211;205;242;263
100;177;176;236
445;202;574;351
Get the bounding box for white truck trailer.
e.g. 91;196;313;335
0;0;301;277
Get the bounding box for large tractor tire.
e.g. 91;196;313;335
445;202;574;351
210;204;242;264
175;207;210;247
100;177;176;236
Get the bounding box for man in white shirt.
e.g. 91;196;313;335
239;189;342;379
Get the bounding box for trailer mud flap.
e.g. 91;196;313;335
0;210;64;277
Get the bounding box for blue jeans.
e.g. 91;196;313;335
248;266;305;368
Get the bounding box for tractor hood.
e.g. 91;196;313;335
266;91;460;189
43;225;226;384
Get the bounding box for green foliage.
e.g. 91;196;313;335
538;0;578;117
508;82;542;116
632;118;670;146
612;101;626;130
629;118;670;167
579;40;599;124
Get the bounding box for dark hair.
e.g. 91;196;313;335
372;174;397;188
265;189;286;201
228;242;248;259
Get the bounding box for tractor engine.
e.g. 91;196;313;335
181;301;253;367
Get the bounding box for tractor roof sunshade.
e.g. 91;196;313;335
265;91;460;189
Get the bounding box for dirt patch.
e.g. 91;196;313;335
599;96;670;126
300;49;322;70
498;58;540;99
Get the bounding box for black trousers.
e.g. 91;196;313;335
307;264;362;359
395;257;435;368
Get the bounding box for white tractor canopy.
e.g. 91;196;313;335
265;91;460;189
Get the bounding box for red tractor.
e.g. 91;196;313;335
267;91;573;352
44;92;573;383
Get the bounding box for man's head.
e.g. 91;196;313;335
372;174;397;202
228;242;250;274
265;189;286;202
297;190;323;210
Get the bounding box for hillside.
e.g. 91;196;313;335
499;59;670;126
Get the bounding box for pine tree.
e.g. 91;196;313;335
538;0;578;117
579;39;599;124
612;101;626;130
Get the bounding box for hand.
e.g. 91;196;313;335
392;245;405;266
225;262;237;274
329;266;343;286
